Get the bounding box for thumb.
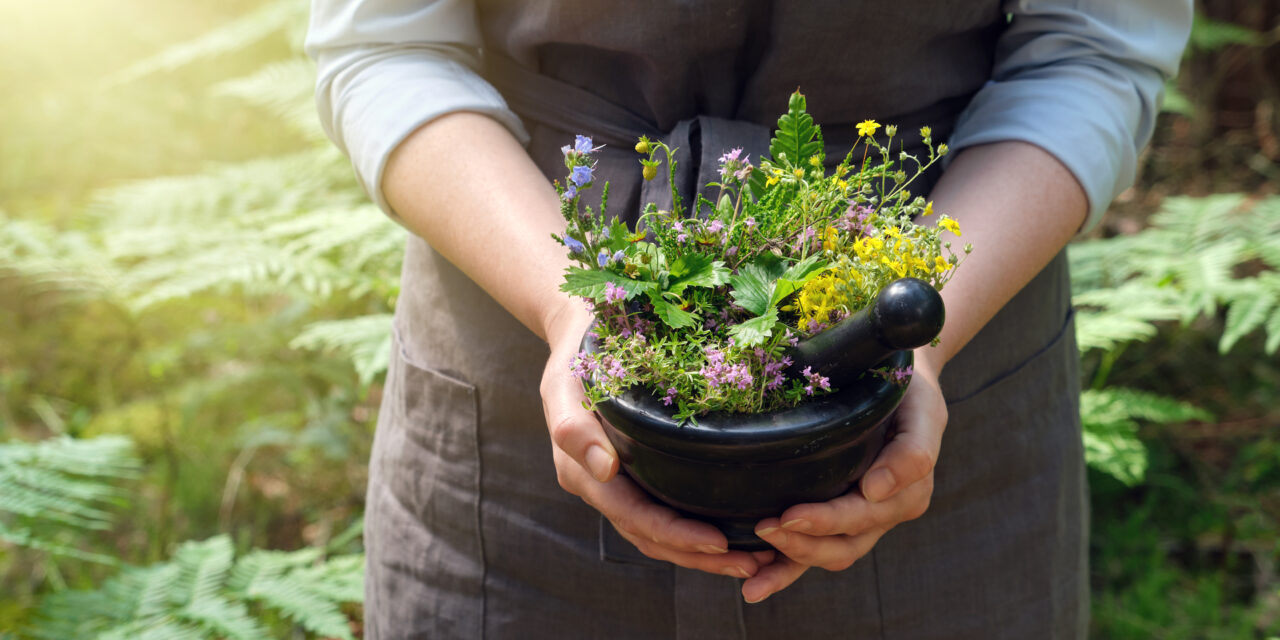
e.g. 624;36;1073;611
541;350;619;483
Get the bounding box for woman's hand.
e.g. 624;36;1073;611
741;349;948;603
539;298;776;579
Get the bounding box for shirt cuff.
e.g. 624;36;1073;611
947;62;1157;234
326;50;529;217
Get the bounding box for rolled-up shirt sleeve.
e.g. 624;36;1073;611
305;0;527;216
948;0;1193;232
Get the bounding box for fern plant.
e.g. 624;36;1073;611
1069;193;1280;484
0;436;140;564
28;535;363;640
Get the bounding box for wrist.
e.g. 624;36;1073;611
912;345;946;379
542;294;594;349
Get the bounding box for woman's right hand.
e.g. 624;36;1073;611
539;298;773;579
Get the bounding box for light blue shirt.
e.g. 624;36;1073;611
306;0;1192;231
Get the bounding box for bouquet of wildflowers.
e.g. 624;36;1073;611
554;92;970;421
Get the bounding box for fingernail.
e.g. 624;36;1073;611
781;519;811;532
586;445;614;482
698;544;728;554
755;526;778;537
863;467;896;503
722;566;751;579
744;592;769;604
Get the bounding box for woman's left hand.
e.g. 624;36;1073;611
741;349;948;604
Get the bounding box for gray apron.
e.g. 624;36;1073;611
365;3;1088;638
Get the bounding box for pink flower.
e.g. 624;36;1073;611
603;281;627;304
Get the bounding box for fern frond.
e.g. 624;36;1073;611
291;314;394;384
1219;273;1280;353
1070;194;1280;353
1080;388;1211;485
29;534;363;640
0;436;139;559
104;0;306;85
214;58;325;141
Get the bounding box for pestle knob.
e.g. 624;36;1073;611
788;278;945;383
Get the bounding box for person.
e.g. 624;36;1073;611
306;2;1192;637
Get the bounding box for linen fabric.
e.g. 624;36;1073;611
307;0;1192;231
305;2;1192;638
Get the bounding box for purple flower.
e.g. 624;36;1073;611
717;148;747;181
726;246;738;257
571;165;594;187
603;281;627;304
676;233;688;244
744;217;756;229
707;220;724;234
662;387;677;406
564;237;585;254
574;135;594;154
597;250;611;267
719;148;743;164
612;250;626;264
672;221;684;232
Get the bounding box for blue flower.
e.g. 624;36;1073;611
571;165;593;187
574;135;594;154
563;185;577;200
564;237;585;254
597;249;610;267
612;250;625;264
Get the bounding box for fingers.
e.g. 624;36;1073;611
615;528;763;579
741;554;809;604
541;351;618;483
861;375;947;504
552;447;728;554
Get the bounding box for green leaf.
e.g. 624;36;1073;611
667;253;729;295
729;254;787;316
1080;387;1212;485
1266;306;1280;355
560;267;652;301
768;91;824;168
728;307;779;347
647;290;699;329
602;219;632;253
771;254;828;307
1220;289;1277;353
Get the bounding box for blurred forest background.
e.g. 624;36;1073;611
1;1;1278;638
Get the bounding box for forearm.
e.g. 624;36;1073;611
383;111;578;344
918;140;1088;373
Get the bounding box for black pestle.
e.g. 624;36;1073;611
787;277;945;384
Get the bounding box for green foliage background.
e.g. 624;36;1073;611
1;0;1277;637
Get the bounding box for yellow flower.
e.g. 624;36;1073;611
837;179;848;192
934;256;953;273
821;226;840;252
880;257;908;278
766;175;779;187
809;155;822;168
792;168;805;179
856;120;881;137
883;226;902;239
939;217;961;236
923;201;934;217
919;126;932;139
